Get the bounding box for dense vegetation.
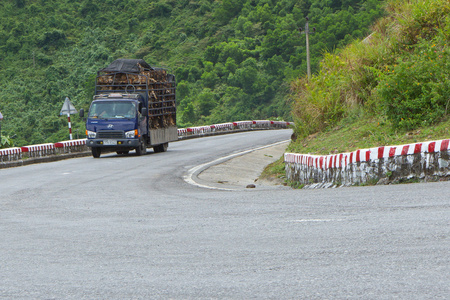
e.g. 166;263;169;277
290;0;450;149
0;0;383;147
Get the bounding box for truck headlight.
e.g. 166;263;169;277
125;130;138;138
86;130;96;138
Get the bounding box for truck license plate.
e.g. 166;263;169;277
103;139;117;145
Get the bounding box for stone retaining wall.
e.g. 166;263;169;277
285;139;450;188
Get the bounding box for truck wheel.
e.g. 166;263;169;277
153;143;168;153
135;140;146;156
92;148;101;158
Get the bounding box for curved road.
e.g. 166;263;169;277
1;130;449;299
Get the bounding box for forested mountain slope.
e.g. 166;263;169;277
0;0;383;146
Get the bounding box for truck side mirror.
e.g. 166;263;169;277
142;107;148;117
79;108;84;118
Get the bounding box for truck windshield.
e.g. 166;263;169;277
88;101;137;119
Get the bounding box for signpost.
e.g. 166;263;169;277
60;97;78;140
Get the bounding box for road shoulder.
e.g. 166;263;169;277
196;141;289;190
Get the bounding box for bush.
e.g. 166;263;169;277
291;0;450;137
375;33;450;130
1;135;15;148
291;52;362;138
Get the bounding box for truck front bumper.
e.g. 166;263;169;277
86;138;140;148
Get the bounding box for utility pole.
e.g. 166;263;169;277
0;111;3;144
298;17;316;79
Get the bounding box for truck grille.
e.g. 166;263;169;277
98;130;124;139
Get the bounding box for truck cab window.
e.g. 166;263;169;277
88;101;136;119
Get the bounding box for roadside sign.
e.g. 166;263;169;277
60;97;77;140
60;97;77;115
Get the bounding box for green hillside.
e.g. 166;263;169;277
0;0;383;147
289;0;450;155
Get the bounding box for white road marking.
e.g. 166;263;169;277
183;140;290;191
289;219;347;223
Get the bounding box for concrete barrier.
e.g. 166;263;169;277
285;139;450;188
21;143;56;158
1;120;293;168
54;139;88;154
177;121;292;139
0;147;22;162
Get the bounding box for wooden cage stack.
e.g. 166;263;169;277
96;63;176;129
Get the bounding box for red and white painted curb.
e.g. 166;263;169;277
54;139;87;148
177;120;292;137
0;147;22;162
285;139;450;187
21;143;55;153
285;139;450;169
1;120;292;163
0;139;88;162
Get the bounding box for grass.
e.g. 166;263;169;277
260;112;449;183
288;109;450;156
259;156;287;184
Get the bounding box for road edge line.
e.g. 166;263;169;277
183;140;290;191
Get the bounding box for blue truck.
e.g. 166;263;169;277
80;59;177;158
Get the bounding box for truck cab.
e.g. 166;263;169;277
83;93;148;158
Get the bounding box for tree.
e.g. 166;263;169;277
197;89;217;116
180;99;196;125
214;0;245;24
201;71;219;89
176;80;190;103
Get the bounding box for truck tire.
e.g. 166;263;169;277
135;139;146;156
153;145;161;153
153;143;168;153
92;148;101;158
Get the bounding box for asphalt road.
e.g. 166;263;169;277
0;129;449;299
